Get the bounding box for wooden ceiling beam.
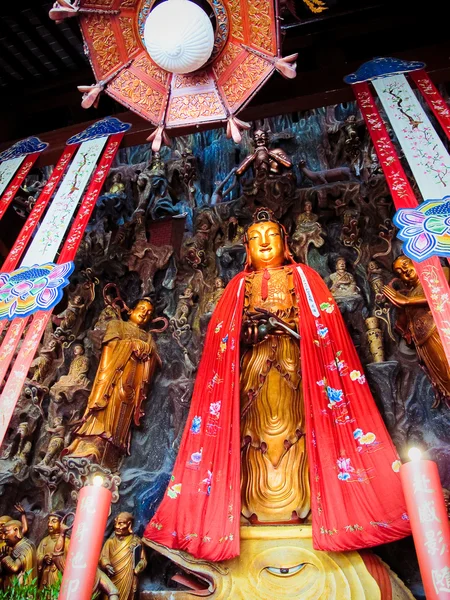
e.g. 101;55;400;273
0;38;30;80
0;19;50;77
13;10;68;73
33;5;87;70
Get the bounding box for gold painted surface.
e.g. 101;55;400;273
247;0;273;53
109;69;165;120
119;16;139;55
85;14;121;77
213;43;241;79
143;525;416;599
228;0;244;40
168;92;226;123
133;55;169;87
241;266;309;522
221;54;269;109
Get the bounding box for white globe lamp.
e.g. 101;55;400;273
144;0;215;74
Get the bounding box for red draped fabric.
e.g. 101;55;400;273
144;263;410;560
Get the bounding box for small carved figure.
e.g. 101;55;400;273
367;260;385;303
1;422;31;461
299;159;351;185
37;512;69;588
328;257;361;299
383;255;450;408
62;298;161;470
30;338;60;386
36;418;66;468
52;523;119;599
100;512;147;600
236;128;292;192
108;172;126;195
290;200;325;263
0;519;37;587
204;278;225;314
365;316;385;363
49;342;91;404
343;115;361;160
171;286;195;330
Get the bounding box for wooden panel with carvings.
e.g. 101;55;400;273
82;0;115;6
133;54;170;88
173;71;213;90
220;54;271;109
119;16;140;56
213;43;242;79
83;14;122;77
228;0;244;40
120;0;138;6
167;92;226;124
108;69;166;121
247;0;275;54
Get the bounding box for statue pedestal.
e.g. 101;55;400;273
142;525;414;599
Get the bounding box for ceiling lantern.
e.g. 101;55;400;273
143;0;215;75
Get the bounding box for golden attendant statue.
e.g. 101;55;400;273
0;520;37;587
383;255;450;407
37;513;69;588
63;298;161;469
100;512;147;600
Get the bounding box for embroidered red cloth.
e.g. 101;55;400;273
144;264;410;560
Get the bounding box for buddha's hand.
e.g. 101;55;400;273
134;559;145;574
382;285;408;307
242;312;275;345
104;563;115;577
133;340;151;361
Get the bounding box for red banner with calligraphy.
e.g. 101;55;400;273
352;82;450;367
0;152;41;221
0;134;124;447
409;70;450;142
400;459;450;599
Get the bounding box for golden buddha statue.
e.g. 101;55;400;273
383;255;450;407
62;298;161;470
0;519;37;587
37;512;69;588
241;218;309;523
100;512;147;600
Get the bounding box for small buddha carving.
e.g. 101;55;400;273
328;257;361;299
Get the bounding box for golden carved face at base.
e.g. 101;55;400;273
142;526;414;600
247;221;285;270
393;256;419;286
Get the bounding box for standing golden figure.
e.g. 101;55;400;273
63;298;161;470
36;512;68;588
100;512;147;600
241;217;309;523
0;520;37;587
383;255;450;407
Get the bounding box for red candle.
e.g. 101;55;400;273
59;477;112;600
400;449;450;599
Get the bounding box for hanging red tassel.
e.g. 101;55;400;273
261;268;270;301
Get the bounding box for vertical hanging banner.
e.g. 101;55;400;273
0;137;48;219
0;117;129;446
345;59;450;368
409;69;450;142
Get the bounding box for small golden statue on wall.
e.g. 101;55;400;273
100;512;147;599
37;512;69;588
383;255;450;408
62;298;162;471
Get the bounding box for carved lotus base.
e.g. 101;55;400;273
142;525;414;599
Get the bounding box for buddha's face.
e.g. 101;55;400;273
73;344;84;356
129;300;153;327
47;516;61;535
393;256;418;285
114;514;132;537
336;258;346;272
304;202;312;214
4;524;21;547
247;221;285;270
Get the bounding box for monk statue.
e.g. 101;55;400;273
37;512;69;588
144;208;410;569
62;298;161;471
100;512;147;599
0;519;37;587
383;255;450;408
49;342;91;404
52;523;119;599
328;256;361;299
